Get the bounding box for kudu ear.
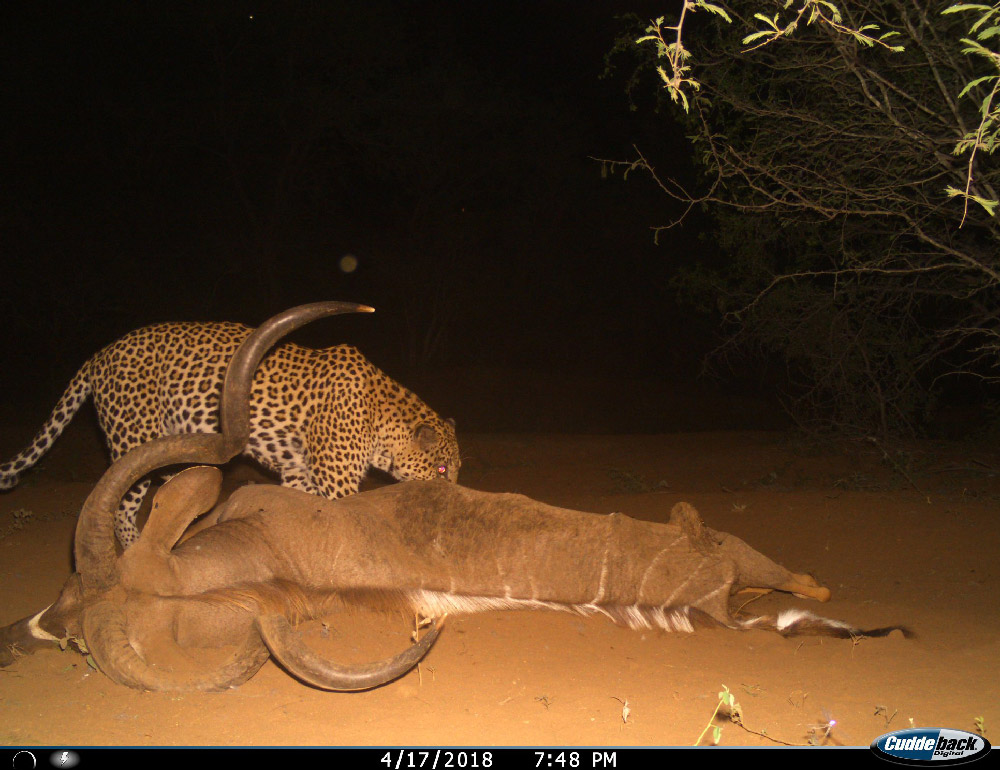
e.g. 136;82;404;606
138;466;224;553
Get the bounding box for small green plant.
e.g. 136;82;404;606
696;684;808;746
59;634;88;655
58;633;98;670
695;684;742;746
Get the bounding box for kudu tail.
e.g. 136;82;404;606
738;609;914;639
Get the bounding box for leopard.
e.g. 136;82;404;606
0;316;461;548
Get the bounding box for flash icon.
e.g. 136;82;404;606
47;751;78;769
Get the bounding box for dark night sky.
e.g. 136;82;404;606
3;2;746;430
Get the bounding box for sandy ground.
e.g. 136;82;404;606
1;413;998;748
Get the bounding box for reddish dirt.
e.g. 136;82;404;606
1;414;998;747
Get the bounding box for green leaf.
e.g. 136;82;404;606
970;14;1000;35
743;30;777;45
943;5;996;14
753;12;780;30
696;1;732;24
973;195;999;215
958;75;997;99
672;86;691;113
945;186;999;215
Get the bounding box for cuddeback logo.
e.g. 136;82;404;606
871;728;991;765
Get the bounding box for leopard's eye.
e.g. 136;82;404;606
436;465;447;476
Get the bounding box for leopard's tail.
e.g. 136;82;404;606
0;360;94;490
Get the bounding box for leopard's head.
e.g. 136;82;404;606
379;417;460;483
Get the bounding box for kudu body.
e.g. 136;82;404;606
1;303;907;693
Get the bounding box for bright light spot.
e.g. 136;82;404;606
339;254;358;274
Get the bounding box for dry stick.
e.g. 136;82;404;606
733;719;802;747
867;436;926;497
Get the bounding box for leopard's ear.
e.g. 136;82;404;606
414;423;439;450
445;417;456;429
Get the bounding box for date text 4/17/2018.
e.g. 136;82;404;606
377;750;618;770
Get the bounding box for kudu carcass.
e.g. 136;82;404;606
0;303;908;693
